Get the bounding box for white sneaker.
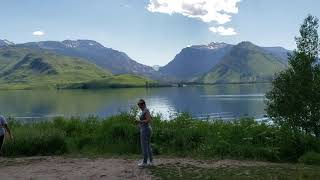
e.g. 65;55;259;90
138;162;148;168
147;161;154;166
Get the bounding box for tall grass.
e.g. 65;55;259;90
2;112;320;163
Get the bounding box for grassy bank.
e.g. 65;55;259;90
2;113;320;165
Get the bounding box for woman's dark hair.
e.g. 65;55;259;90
138;99;146;105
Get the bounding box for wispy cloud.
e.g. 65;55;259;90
209;26;237;36
120;3;131;8
147;0;241;35
32;31;45;36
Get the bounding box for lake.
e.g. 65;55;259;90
0;83;271;121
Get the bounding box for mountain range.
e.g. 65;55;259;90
200;42;287;83
160;42;291;83
0;39;14;47
0;38;292;89
16;40;157;76
159;42;233;80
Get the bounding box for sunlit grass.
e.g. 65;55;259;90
2;112;320;165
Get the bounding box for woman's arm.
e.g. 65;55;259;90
4;124;13;139
142;112;152;123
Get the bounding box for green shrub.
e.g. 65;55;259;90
2;127;67;156
299;152;320;165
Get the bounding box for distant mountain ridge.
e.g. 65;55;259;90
0;39;14;47
160;41;291;82
152;65;161;71
159;42;233;80
16;40;158;77
262;46;292;65
199;42;287;83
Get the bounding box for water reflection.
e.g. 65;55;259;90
0;84;271;121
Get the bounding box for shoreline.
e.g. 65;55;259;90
0;81;272;91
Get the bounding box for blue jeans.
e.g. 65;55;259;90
140;126;153;164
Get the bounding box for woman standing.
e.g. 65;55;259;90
137;99;153;167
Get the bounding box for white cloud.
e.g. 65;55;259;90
32;31;45;36
147;0;241;35
147;0;241;24
209;26;237;36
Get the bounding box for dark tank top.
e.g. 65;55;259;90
139;108;151;129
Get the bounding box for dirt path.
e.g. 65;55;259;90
0;156;277;180
0;157;153;180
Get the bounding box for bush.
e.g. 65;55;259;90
299;152;320;165
2;127;67;156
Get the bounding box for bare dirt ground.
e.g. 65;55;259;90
0;156;277;180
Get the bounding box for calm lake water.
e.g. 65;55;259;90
0;83;271;121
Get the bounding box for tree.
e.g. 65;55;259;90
266;15;320;137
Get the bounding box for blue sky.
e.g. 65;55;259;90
0;0;319;66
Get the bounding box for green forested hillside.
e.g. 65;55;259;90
0;47;153;89
200;42;287;83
